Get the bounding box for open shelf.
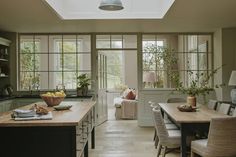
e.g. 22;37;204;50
0;58;8;62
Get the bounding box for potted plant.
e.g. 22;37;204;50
173;66;222;107
77;74;91;96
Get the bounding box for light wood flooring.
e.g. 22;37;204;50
89;116;180;157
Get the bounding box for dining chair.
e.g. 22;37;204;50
191;117;236;157
152;108;181;157
232;108;236;117
217;103;231;115
167;97;186;103
149;101;178;149
207;99;218;110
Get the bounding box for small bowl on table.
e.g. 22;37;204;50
40;95;65;107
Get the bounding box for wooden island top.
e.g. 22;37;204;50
0;101;96;127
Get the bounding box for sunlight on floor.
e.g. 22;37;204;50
89;107;179;157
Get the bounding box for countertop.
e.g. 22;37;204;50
0;101;96;127
0;95;93;101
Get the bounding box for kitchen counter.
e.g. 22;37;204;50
0;94;93;101
0;100;96;157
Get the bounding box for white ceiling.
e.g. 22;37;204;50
45;0;175;19
0;0;236;33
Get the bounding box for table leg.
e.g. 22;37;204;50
91;127;95;149
180;124;187;157
84;141;88;157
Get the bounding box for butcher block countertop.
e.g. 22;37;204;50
0;101;96;127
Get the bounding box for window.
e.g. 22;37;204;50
19;34;91;91
142;34;212;89
96;35;137;89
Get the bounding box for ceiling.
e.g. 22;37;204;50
45;0;175;19
0;0;236;33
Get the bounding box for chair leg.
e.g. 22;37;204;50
154;134;159;149
161;146;167;157
153;129;156;141
157;142;162;157
191;150;195;157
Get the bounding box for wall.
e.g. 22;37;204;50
123;50;137;89
221;28;236;101
213;29;223;100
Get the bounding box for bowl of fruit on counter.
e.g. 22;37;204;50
40;91;66;107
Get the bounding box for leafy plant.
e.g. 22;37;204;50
77;74;91;89
173;65;223;97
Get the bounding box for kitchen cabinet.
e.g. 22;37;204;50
0;100;14;113
0;101;96;157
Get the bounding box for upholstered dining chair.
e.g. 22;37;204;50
149;101;178;148
217;103;231;115
207;99;218;110
191;117;236;157
152;108;181;157
167;97;186;103
232;108;236;117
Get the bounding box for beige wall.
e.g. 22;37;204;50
221;28;236;101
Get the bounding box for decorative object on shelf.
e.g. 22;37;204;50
41;91;66;107
99;0;124;11
77;73;91;96
228;70;236;104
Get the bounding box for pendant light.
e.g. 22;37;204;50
99;0;124;11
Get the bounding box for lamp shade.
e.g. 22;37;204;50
99;0;124;11
229;71;236;86
143;71;156;83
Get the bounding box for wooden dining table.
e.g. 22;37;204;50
159;103;229;157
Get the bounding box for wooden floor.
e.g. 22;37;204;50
89;119;180;157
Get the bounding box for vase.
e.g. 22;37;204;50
187;96;196;107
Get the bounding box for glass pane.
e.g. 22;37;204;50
48;72;62;89
77;35;91;52
63;35;76;53
187;35;198;52
143;71;165;88
78;54;91;71
20;54;34;71
186;53;198;70
19;72;34;90
111;35;122;48
35;35;48;53
123;35;137;48
49;53;62;71
35;54;48;71
36;72;48;90
49;35;62;53
142;52;164;70
142;35;156;50
63;72;77;89
96;35;110;48
198;35;212;52
64;54;76;71
199;53;208;70
20;35;34;53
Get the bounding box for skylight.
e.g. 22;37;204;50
44;0;175;19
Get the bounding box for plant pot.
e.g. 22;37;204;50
77;86;88;96
187;96;196;107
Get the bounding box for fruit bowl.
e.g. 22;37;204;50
41;95;65;107
41;91;66;107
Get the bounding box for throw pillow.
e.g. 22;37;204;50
125;90;136;100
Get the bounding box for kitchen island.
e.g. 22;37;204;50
0;100;96;157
